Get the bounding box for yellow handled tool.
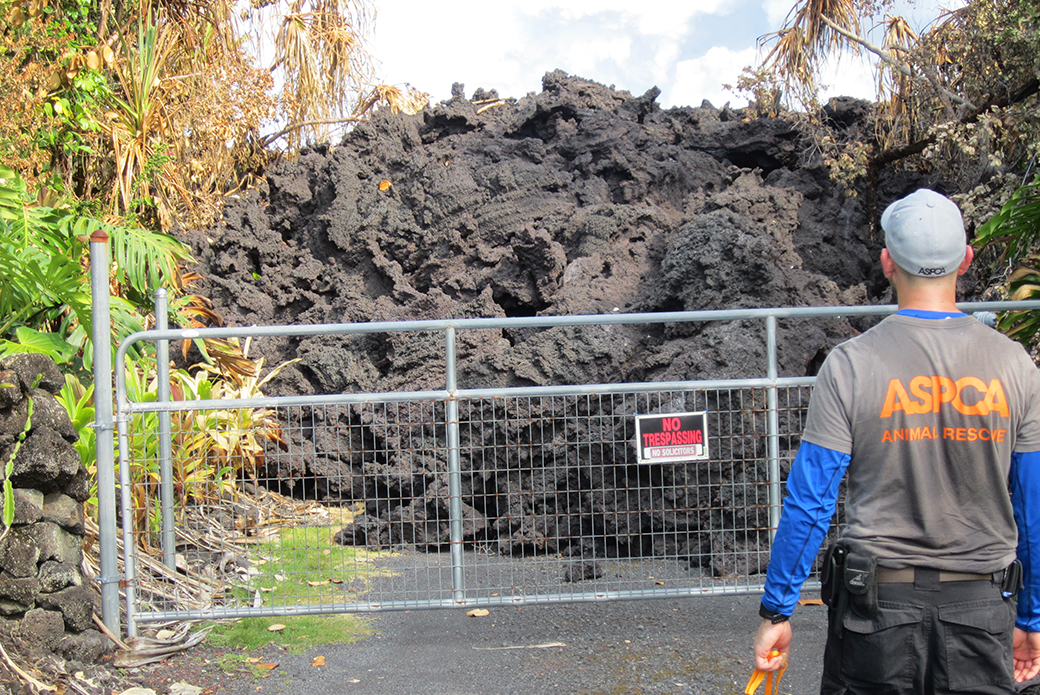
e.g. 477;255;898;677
744;650;787;695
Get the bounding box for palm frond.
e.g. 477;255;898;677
272;0;375;148
761;0;861;97
975;178;1040;265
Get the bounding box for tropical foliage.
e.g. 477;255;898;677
0;164;195;371
744;0;1039;222
974;179;1040;352
743;0;1040;351
1;0;427;231
122;345;295;550
0;0;426;554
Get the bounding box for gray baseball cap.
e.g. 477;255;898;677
881;189;967;277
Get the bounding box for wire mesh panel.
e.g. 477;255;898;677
451;388;807;603
123;399;454;619
121;384;818;625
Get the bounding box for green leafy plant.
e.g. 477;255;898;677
0;164;194;374
170;342;298;497
56;373;97;501
121;342;296;551
0;165;93;345
39;68;106;169
974;176;1040;349
120;355;165;548
975;177;1040;265
0;326;78;363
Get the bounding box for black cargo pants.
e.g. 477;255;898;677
820;568;1016;695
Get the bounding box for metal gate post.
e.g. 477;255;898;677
445;326;465;602
89;231;120;634
765;314;782;540
154;289;176;570
116;378;140;637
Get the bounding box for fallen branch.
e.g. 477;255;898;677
476;100;507;114
92;614;130;652
260;117;365;148
818;14;976;112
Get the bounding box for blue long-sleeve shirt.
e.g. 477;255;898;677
760;441;848;615
1011;450;1040;631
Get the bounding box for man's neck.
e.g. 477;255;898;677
893;277;961;313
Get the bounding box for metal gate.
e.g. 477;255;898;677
89;283;1037;636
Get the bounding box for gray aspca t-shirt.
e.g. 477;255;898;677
803;313;1040;572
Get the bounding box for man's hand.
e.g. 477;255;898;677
753;618;792;671
1014;627;1040;682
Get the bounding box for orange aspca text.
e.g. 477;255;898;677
880;426;1007;443
880;376;1009;418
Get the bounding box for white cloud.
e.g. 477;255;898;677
762;0;794;27
367;0;957;111
818;51;877;102
370;1;529;99
370;0;754;105
671;46;758;108
561;36;633;75
518;1;728;38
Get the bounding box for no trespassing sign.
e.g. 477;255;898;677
634;411;709;464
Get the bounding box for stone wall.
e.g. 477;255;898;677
0;354;109;664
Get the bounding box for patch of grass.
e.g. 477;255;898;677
197;517;384;655
236;523;388;607
211;650;269;676
208;614;373;654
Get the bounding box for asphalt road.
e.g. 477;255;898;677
218;592;828;695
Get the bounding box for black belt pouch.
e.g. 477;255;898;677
820;543;847;608
843;550;878;619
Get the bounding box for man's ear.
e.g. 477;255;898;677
881;248;897;279
957;246;975;276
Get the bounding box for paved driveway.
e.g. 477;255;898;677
218;593;828;694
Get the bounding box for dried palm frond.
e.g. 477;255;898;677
149;0;239;55
273;0;375;148
875;15;919;144
353;83;429;118
761;0;862;100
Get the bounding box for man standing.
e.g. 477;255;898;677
751;189;1040;693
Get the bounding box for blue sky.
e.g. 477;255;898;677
369;0;963;109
